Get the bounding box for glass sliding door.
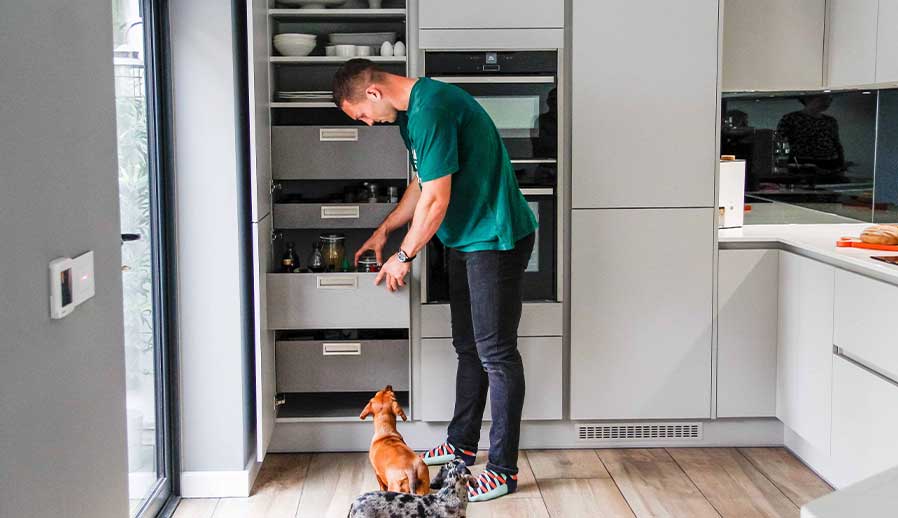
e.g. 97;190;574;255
113;0;175;516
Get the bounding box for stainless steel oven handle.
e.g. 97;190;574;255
430;76;556;84
520;187;555;196
510;159;557;164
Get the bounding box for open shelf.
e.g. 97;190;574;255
271;56;406;64
270;8;406;19
276;391;410;422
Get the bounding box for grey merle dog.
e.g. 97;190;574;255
348;459;476;518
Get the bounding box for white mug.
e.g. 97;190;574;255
336;45;356;57
356;46;371;57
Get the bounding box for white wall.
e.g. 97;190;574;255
0;2;130;517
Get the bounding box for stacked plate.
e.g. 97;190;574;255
277;91;334;102
274;33;317;56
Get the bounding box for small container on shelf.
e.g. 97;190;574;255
308;241;325;272
319;233;346;271
281;242;300;272
358;251;380;272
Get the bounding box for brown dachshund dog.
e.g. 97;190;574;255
360;385;430;495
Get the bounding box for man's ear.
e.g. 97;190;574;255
392;400;407;421
359;401;373;420
365;85;382;102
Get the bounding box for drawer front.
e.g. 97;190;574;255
834;269;898;378
273;203;396;230
276;339;409;392
272;126;408;180
418;337;562;422
267;273;410;329
831;355;898;488
420;303;563;338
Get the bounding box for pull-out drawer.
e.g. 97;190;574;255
267;273;410;329
273;203;396;230
833;269;898;378
276;339;409;393
272;126;408;180
418;336;562;421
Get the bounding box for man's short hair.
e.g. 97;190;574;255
332;58;383;107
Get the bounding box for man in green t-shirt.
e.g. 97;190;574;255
333;59;536;502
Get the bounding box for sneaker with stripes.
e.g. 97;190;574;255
467;468;517;502
419;442;476;466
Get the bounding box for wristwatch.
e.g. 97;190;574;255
397;249;416;263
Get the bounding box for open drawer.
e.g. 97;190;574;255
272;126;408;180
276;339;409;393
267;272;410;329
273;202;397;230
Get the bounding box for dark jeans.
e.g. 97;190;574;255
445;232;535;476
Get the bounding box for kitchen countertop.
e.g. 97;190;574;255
719;224;898;287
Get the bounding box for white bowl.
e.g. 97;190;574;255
275;33;317;41
335;44;356;57
277;0;348;7
274;39;316;56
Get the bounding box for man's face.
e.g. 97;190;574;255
340;88;397;126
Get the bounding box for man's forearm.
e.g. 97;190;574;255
400;193;448;258
377;180;420;235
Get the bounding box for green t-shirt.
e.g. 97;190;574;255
398;77;537;252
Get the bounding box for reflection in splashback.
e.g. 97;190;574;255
721;89;898;224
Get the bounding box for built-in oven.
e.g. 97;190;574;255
422;50;561;303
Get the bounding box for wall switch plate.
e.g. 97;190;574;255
49;250;95;319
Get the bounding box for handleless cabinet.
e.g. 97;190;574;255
877;0;898;83
418;0;563;29
717;249;779;418
826;0;879;88
776;252;834;455
571;0;719;208
570;209;714;420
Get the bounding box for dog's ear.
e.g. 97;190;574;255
359;400;373;420
391;400;407;421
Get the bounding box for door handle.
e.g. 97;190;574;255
319;128;359;142
321;205;360;219
316;275;358;289
322;343;362;356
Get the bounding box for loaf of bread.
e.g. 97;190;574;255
860;224;898;245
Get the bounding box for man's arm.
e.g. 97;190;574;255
400;175;451;258
353;179;421;264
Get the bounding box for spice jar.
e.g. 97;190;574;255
357;251;380;272
318;233;345;272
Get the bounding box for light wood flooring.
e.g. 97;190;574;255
173;448;832;518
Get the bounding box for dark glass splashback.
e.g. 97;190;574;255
721;89;898;224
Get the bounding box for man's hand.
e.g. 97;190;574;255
355;227;389;265
375;254;410;292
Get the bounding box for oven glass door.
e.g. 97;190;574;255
429;78;558;160
424;189;556;303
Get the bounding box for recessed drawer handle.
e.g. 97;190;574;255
323;343;362;356
321;205;360;219
320;128;359;142
317;275;358;289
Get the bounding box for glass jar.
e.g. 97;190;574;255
358;251;380;272
319;233;345;272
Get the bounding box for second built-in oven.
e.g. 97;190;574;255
422;50;561;303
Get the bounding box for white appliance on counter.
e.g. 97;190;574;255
718;159;746;229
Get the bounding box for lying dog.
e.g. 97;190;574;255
348;459;475;518
360;385;429;495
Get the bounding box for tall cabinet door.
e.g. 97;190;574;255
877;0;898;84
571;0;719;209
570;209;714;419
418;0;564;29
248;0;274;462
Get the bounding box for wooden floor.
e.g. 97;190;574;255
173;448;832;518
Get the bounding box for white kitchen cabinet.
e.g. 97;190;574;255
830;355;898;488
418;337;563;422
776;252;834;456
833;269;898;378
570;209;714;420
877;0;898;84
826;0;879;88
722;0;825;91
571;0;718;209
717;249;779;418
418;0;563;29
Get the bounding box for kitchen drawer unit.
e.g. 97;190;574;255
833;269;898;379
272;126;408;180
273;202;397;230
267;272;410;329
276;338;409;392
